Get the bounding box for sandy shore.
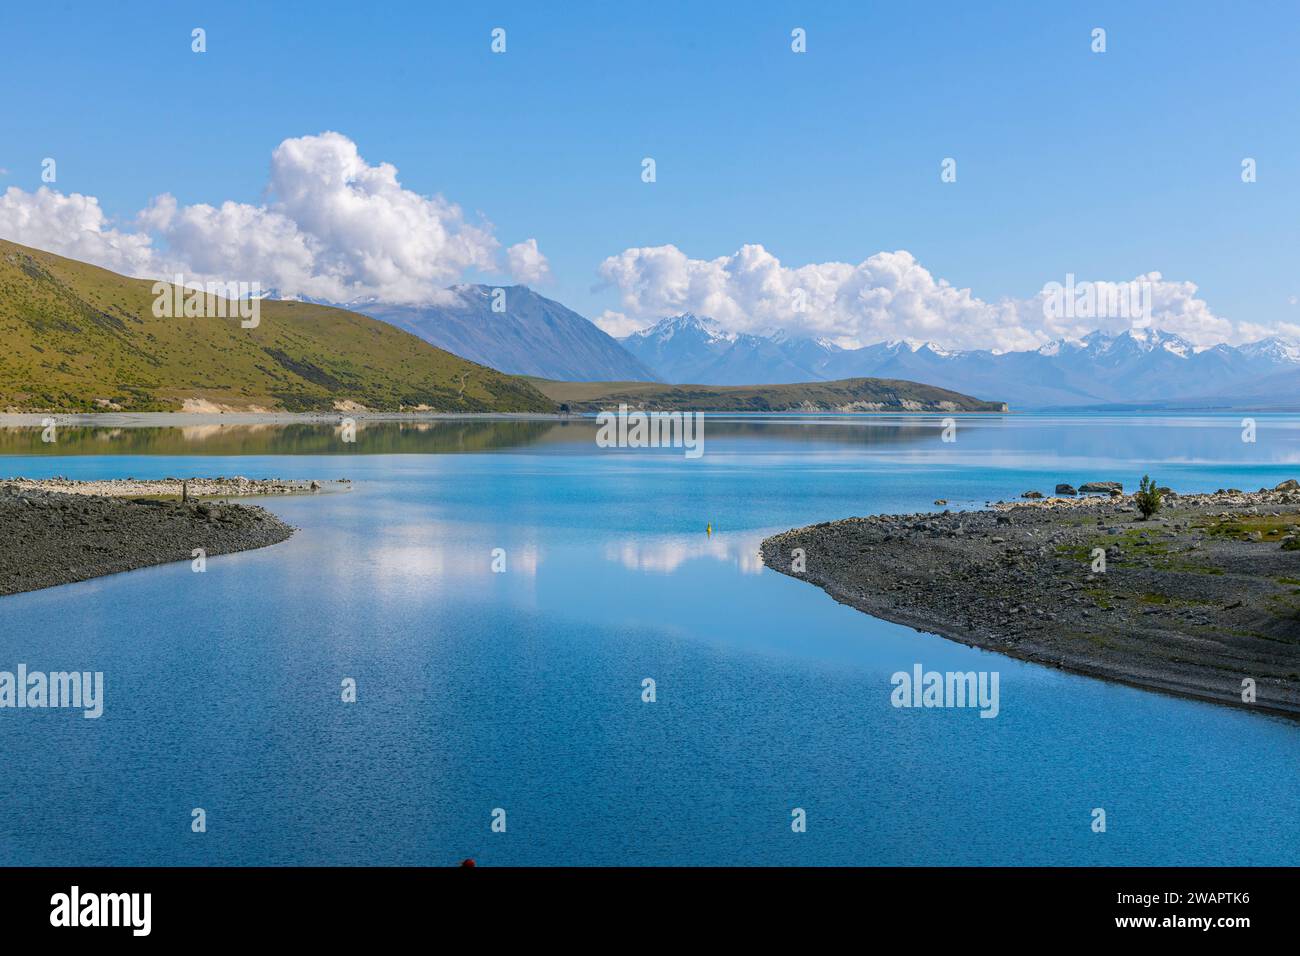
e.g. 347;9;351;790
0;484;296;597
761;483;1300;717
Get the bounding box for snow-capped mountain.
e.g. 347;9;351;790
618;315;1300;408
620;314;820;384
1237;337;1300;364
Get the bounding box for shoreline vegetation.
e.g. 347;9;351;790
761;482;1300;717
0;478;331;596
527;377;1008;413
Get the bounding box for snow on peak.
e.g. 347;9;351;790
631;313;736;344
1240;336;1300;363
1075;328;1193;358
878;338;924;352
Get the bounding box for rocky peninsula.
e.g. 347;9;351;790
0;479;322;596
761;482;1300;716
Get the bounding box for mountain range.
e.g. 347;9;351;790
1;241;1004;415
6;237;1292;413
281;285;1298;409
618;314;1300;410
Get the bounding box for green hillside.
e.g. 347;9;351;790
529;377;1007;413
0;240;554;413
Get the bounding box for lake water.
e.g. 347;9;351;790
1;414;1298;866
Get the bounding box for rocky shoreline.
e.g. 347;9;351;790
761;482;1300;717
2;476;350;499
1;482;300;596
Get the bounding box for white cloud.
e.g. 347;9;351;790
0;186;156;277
598;244;1270;350
0;132;539;304
590;309;645;338
506;238;550;284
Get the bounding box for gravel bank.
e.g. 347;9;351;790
1;483;296;596
761;484;1300;716
2;476;350;498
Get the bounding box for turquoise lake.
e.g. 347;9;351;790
1;413;1298;865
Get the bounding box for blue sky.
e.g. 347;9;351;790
2;0;1298;349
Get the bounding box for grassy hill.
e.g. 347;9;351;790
0;240;554;413
529;377;1007;413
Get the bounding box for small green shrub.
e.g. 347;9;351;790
1135;474;1163;520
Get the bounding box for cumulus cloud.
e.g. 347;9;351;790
598;244;1269;350
0;132;539;304
506;238;550;284
0;186;156;277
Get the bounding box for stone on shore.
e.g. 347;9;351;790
1079;481;1123;494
